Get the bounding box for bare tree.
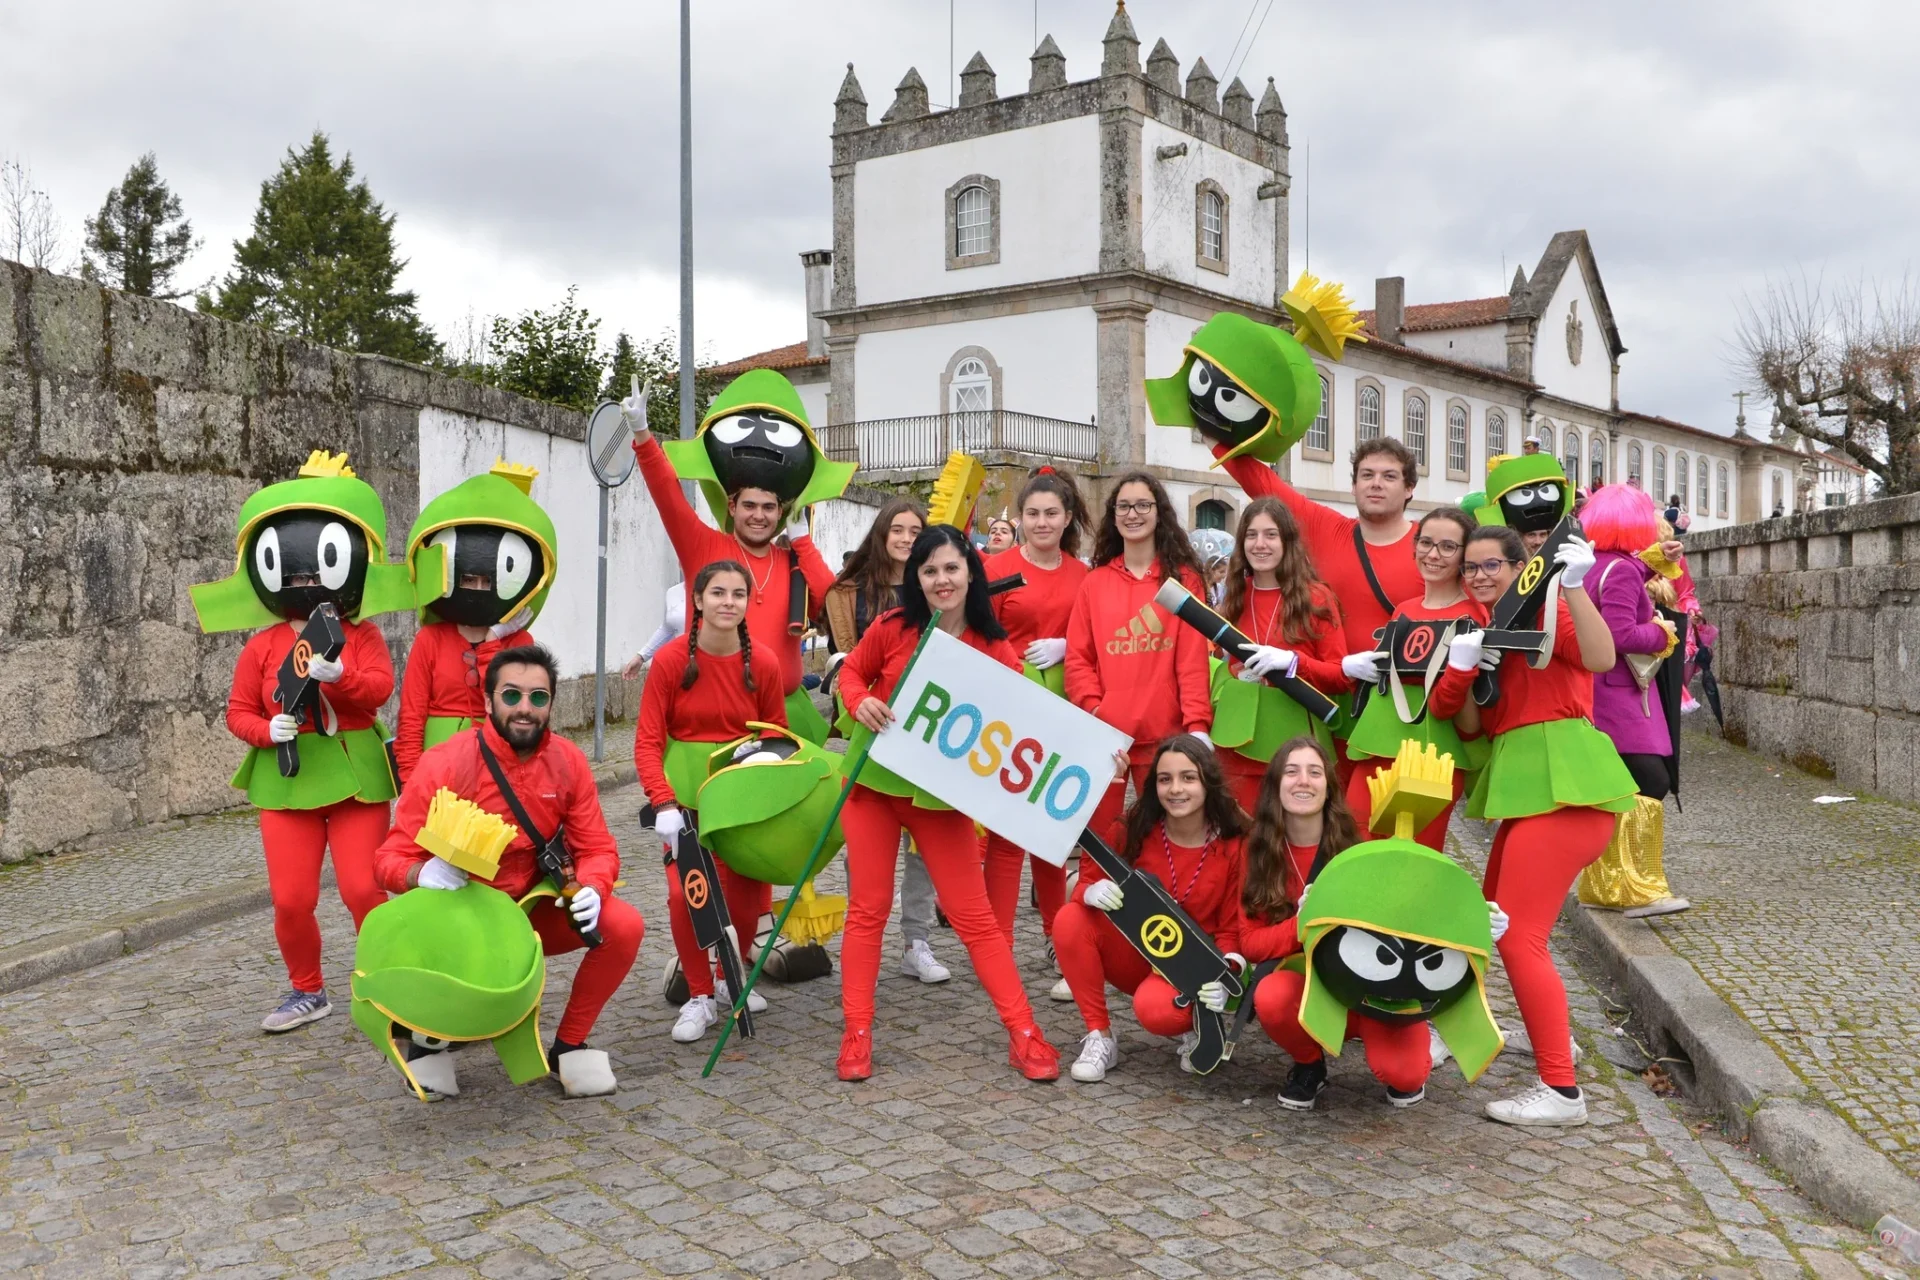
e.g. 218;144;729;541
1;156;68;269
1737;272;1920;496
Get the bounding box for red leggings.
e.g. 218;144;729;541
1344;757;1466;851
528;895;644;1045
1483;806;1616;1088
258;800;390;992
982;832;1067;942
1253;967;1430;1092
840;787;1038;1035
665;857;772;999
1087;757;1152;850
1052;901;1192;1037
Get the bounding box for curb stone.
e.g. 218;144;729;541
1565;897;1920;1240
0;759;639;998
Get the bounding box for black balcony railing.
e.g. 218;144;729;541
821;411;1097;471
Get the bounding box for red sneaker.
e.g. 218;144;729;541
1008;1026;1060;1081
836;1027;872;1082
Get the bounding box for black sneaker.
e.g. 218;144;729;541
1277;1059;1328;1110
1387;1084;1426;1109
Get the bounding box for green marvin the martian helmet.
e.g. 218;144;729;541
695;723;847;885
1480;452;1573;536
664;369;856;527
190;450;416;633
1146;273;1366;465
407;460;559;627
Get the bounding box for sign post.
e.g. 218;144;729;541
584;401;637;761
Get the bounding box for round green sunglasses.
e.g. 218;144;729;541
496;688;551;708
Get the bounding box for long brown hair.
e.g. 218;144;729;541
1218;497;1331;646
1092;471;1204;585
1016;465;1091;558
1120;734;1250;866
835;497;925;614
681;560;754;692
1242;736;1359;922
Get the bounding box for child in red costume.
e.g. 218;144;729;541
1429;525;1636;1127
1065;471;1213;846
836;525;1060;1084
396;623;534;784
981;467;1092;957
1058;735;1248;1083
633;561;788;1044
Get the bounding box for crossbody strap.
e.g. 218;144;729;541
474;730;551;851
1352;524;1396;616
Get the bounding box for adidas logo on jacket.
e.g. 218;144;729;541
1064;560;1214;756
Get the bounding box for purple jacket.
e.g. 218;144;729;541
1589;550;1671;755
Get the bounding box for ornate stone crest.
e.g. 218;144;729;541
1566;300;1584;366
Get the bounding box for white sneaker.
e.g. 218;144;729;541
671;996;719;1043
714;981;769;1014
1623;896;1691;919
900;940;951;984
1503;1026;1585;1063
1069;1030;1120;1082
407;1050;458;1100
1049;976;1075;1003
1428;1023;1452;1070
1174;1030;1199;1074
1485;1079;1588;1127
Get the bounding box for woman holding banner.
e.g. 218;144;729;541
836;525;1062;1083
1056;734;1248;1083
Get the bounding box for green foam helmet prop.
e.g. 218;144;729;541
662;369;856;528
406;461;560;624
1294;838;1504;1081
1478;453;1573;528
350;882;548;1100
190;451;415;633
1145;312;1322;465
695;723;847;884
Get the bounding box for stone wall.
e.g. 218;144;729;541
1686;492;1920;802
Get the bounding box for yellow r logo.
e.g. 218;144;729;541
1141;914;1184;958
1517;556;1544;595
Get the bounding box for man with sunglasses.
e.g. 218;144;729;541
374;645;644;1098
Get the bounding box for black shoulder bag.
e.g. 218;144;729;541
474;731;603;948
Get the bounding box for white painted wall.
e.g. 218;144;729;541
850;307;1098;426
1139;120;1276;307
853;115;1101;307
794;377;829;431
1403;321;1506;372
1143;308;1223;476
811;492;886;573
417;408;676;680
1530;267;1614;409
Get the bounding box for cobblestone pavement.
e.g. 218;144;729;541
1653;730;1920;1179
1;781;1911;1279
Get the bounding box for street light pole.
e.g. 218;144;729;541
679;0;695;447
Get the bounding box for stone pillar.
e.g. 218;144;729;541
801;250;832;358
1094;297;1151;472
830;160;856;310
1184;57;1219;113
1222;77;1254;130
958;52;997;107
1257;79;1290;300
1375;277;1405;347
1101;2;1140;77
825;333;858;427
1145;39;1179;95
1029;35;1067;92
1736;441;1767;524
1099;81;1144;274
832;64;867;134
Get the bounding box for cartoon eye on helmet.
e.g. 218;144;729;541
704;411;817;505
1312;924;1478;1026
245;510;370;620
423;524;546;626
1186;358;1272;448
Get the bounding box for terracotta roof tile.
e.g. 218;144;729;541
1356;295;1512;334
706;340;827;376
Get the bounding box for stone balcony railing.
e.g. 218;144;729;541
820;410;1098;472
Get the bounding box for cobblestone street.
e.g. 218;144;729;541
3;783;1911;1280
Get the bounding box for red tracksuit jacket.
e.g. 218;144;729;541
1064;560;1212;758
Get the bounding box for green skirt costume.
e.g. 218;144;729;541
785;687;828;746
1022;661;1067;698
232;726;397;810
1467;718;1637;821
1347;683;1489;773
1209;657;1332;766
658;736;729;809
844;722;951;811
423;714;474;756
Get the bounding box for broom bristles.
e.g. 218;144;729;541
774;880;847;946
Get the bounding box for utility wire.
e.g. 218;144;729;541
1228;0;1278;86
1220;0;1262;82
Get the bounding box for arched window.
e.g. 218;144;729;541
1405;394;1429;469
1698;455;1711;514
1717;463;1730;517
1196;184;1227;270
1534;420;1554;457
1562;428;1582;488
1590;434;1606;487
1196;498;1231;531
1487;409;1507;459
1652;448;1667;502
1628;442;1644;488
1305;372;1331;452
1446;404;1469;477
943;348;1000;451
955;186;992;257
1676;453;1690;510
1357;384;1382;442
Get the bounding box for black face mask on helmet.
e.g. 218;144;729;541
1311;924;1476;1027
425;523;545;626
245;510;370;620
1498;482;1566;534
1186;357;1272;451
704;411;817;505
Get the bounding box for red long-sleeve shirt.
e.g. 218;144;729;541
840;610;1021;714
1064;560;1213;758
225;619;394;748
1073;824;1245;957
1239;842;1320;962
373;720;621;899
1428;600;1592;734
1228;581;1353;693
985;546;1089;650
633;433;836;695
395;620;534;784
632;639;787;809
1214;444;1422;654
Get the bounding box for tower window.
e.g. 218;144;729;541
1195;181;1229;272
945;174;1001;269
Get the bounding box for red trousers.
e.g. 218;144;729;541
665;856;772;999
258;800;390;992
982;832;1067;942
840;787;1038;1035
1254;967;1430;1092
1344;757;1466;851
1087;757;1152;850
528;895;644;1045
1052;901;1192;1037
1483;806;1615;1087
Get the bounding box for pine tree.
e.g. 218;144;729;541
200;132;439;362
490;287;604;410
601;331;640;402
83;154;199;299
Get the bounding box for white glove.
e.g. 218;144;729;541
654;806;685;845
1224;951;1246;975
1189;729;1213;752
569;885;603;933
268;713;301;744
1236;645;1298;683
489;607;533;641
1197;980;1229;1013
305;654;343;683
1446;630;1485;672
783;505;812;541
620;376;652;439
1555;535;1597;591
1488;900;1510;943
1342;651;1385;682
416;856;468;891
1083;879;1125;912
1479;648;1504;672
1024;637;1068;670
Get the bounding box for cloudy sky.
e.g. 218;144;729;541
4;0;1913;433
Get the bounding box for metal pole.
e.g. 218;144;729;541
593;485;609;761
678;0;695;446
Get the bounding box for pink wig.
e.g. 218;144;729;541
1581;483;1661;552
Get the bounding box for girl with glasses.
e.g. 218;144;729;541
634;560;788;1045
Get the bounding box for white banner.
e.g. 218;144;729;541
867;629;1133;866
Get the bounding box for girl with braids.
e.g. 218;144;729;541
1057;735;1249;1083
982;467;1091;970
1065;471;1214;848
837;525;1061;1083
1211;497;1352;815
634;560;788;1044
